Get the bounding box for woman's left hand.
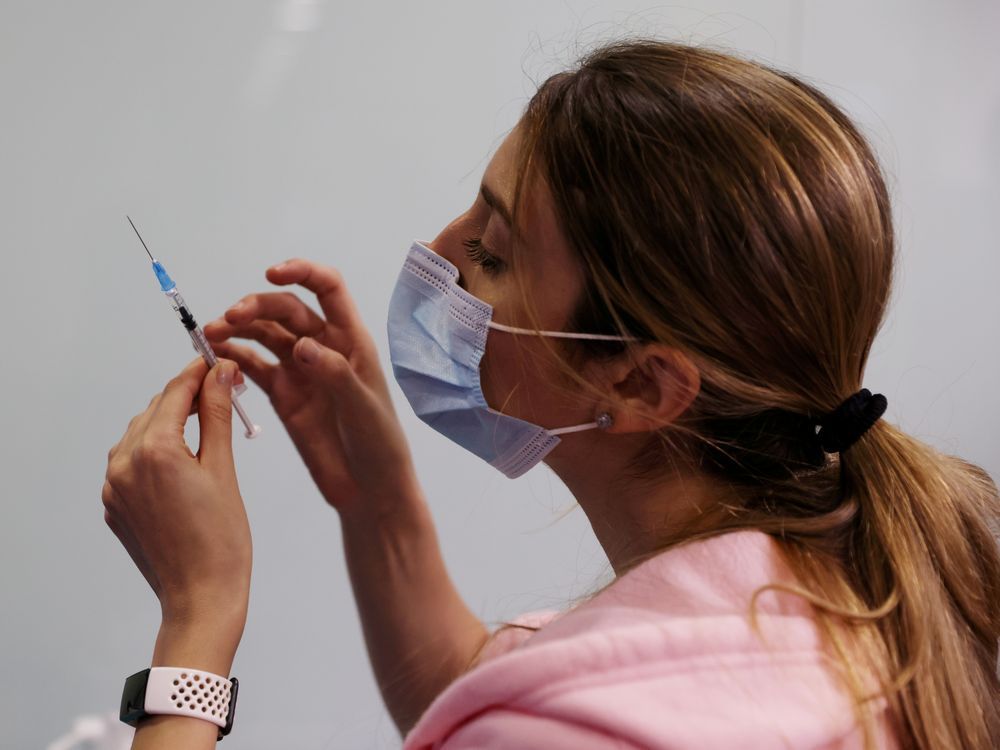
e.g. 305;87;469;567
102;357;252;635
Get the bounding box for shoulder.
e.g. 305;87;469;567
470;609;563;667
403;530;896;749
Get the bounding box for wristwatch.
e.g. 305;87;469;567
120;667;239;740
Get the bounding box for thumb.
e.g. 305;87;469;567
294;337;361;395
198;359;237;468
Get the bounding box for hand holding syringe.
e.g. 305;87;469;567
127;216;262;439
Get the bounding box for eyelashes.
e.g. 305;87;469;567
462;236;506;276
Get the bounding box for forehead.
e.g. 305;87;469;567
482;126;583;306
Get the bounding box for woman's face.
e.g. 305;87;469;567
426;124;599;433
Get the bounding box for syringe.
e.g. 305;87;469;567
127;216;262;439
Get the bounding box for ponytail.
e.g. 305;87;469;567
831;420;1000;748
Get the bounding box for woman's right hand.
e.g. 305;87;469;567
208;261;486;735
203;259;418;516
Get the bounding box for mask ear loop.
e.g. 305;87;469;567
487;321;640;342
548;411;614;435
485;323;629;436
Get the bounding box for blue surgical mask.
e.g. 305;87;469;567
387;240;634;479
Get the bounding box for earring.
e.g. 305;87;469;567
596;412;614;430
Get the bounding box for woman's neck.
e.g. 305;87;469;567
546;437;732;576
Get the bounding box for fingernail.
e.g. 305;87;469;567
217;363;234;385
271;261;288;271
229;301;246;313
298;338;319;364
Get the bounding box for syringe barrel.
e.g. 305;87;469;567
188;325;220;369
173;298;247;396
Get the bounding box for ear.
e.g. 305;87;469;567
595;345;700;434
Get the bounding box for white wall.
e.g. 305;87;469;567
1;1;996;747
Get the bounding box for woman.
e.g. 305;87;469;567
102;39;1000;749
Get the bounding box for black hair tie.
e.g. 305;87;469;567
816;388;888;453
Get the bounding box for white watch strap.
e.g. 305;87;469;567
143;667;233;729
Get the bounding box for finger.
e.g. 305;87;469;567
198;360;237;470
294;336;366;405
293;339;411;495
203;318;298;361
266;260;365;344
151;357;212;438
185;362;244;415
207;339;277;394
223;292;328;341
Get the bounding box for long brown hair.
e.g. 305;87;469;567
490;39;1000;749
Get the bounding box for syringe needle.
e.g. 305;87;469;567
126;215;155;261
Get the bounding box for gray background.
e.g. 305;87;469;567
2;1;997;748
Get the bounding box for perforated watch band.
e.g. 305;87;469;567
121;666;239;740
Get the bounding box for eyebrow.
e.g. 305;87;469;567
480;182;512;225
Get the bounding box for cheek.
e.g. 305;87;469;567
479;333;575;419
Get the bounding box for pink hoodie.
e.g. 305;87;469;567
403;530;897;749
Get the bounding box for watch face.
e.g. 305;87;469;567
120;669;151;726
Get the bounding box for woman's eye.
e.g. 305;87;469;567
462;236;506;276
